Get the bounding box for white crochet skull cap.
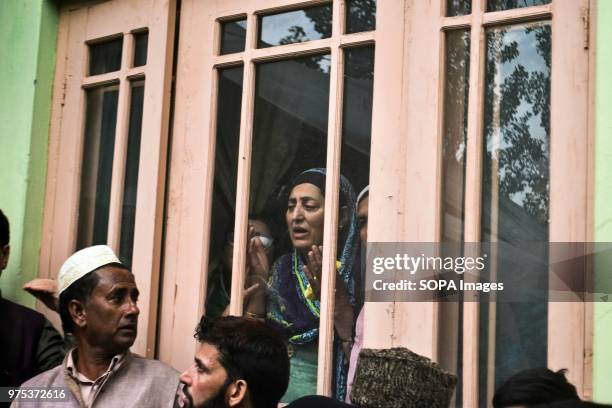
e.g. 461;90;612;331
58;245;122;295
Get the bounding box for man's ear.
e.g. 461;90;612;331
227;379;248;408
0;244;10;270
68;299;87;329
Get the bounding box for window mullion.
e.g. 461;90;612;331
547;0;590;393
338;30;374;47
251;38;332;61
316;0;345;397
229;11;258;316
198;17;226;315
481;3;551;25
107;32;135;252
461;2;485;407
82;72;121;87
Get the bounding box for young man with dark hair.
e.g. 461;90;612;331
175;316;290;408
13;245;179;407
0;209;64;398
493;367;580;407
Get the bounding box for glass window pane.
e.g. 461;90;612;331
342;46;374;196
89;37;123;75
345;0;376;34
119;81;145;268
442;30;470;243
258;5;332;48
77;85;119;248
439;29;470;408
480;21;551;399
341;46;374;404
205;67;243;318
133;31;148;67
447;0;471;16
487;0;550;12
244;55;335;402
220;19;247;54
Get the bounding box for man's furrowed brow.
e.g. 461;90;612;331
195;357;206;370
108;287;127;297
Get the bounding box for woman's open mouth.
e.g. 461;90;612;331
291;226;309;239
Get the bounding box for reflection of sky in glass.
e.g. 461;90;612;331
221;19;247;55
318;55;331;74
259;8;331;47
486;22;550;210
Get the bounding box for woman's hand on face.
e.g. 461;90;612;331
247;226;270;282
303;245;323;299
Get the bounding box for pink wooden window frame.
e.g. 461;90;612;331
40;0;176;357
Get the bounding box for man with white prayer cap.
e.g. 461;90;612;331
11;245;179;408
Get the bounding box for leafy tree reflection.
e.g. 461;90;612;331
483;23;551;231
481;22;552;397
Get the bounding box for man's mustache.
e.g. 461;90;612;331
174;382;194;408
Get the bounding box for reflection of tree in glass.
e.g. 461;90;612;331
279;25;327;72
443;30;470;166
276;5;332;73
447;0;471;16
488;0;549;12
277;2;376;74
304;5;331;38
483;24;551;224
345;46;374;81
279;26;308;45
441;31;470;242
346;0;376;33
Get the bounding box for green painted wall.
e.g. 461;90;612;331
593;0;612;403
0;0;58;306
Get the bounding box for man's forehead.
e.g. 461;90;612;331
95;266;136;289
196;342;223;367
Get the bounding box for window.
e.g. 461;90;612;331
40;0;175;357
437;0;591;405
161;0;591;403
161;0;375;399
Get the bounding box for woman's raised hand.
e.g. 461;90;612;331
244;226;269;317
303;245;354;349
303;245;323;299
247;225;270;283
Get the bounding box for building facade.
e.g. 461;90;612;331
1;0;611;405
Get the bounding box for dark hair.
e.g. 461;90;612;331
289;170;348;207
288;396;356;408
58;270;100;334
0;209;9;246
534;401;612;407
493;368;580;408
194;316;290;408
